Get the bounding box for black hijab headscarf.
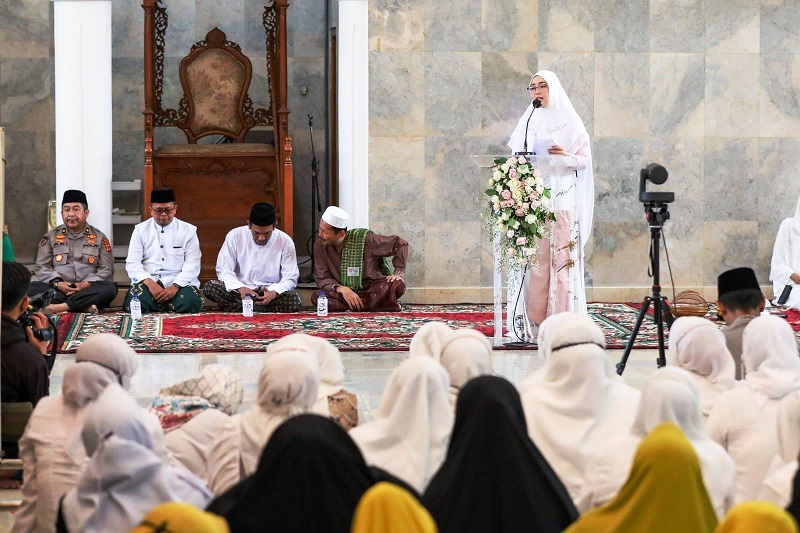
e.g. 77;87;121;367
786;465;800;524
423;375;578;533
207;414;376;533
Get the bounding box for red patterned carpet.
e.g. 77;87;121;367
54;303;800;354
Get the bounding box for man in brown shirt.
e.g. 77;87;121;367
717;267;765;379
312;206;408;312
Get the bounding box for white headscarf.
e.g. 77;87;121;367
632;369;706;440
62;385;211;533
158;363;244;416
409;321;453;360
777;389;800;464
519;312;588;392
73;333;139;390
742;314;800;408
349;357;453;493
439;329;493;410
507;70;594;248
238;350;321;476
668;317;737;416
521;315;639;498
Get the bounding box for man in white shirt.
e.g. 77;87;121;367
203;202;301;313
124;188;203;313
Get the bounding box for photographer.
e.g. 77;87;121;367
2;261;50;408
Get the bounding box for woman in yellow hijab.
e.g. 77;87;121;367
565;422;717;533
716;502;798;532
352;482;437;533
129;502;230;533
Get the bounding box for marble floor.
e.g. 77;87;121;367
0;346;663;531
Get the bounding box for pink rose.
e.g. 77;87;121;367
515;208;525;217
509;169;518;179
530;197;541;208
501;190;512;200
516;236;527;246
518;156;527;164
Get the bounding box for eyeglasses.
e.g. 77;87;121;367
150;207;175;215
528;83;548;92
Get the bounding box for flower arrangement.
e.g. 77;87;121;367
483;156;555;271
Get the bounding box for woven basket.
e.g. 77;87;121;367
671;290;709;318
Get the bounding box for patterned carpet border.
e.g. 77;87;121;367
54;303;800;354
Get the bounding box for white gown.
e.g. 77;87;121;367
770;195;800;308
506;70;594;341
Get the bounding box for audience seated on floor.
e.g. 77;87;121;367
13;333;139;533
206;414;377;533
520;314;640;500
149;364;244;495
235;347;320;477
269;333;358;430
707;314;800;502
350;357;452;494
517;312;583;392
578;367;735;518
668;316;737;423
58;384;211;533
438;328;493;411
351;482;437;533
423;375;577;533
565;423;718;533
759;389;800;506
408;321;453;359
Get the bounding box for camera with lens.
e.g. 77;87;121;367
639;163;674;227
19;289;56;342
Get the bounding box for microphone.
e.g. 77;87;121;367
522;99;541;154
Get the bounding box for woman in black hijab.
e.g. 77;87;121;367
207;414;376;533
423;375;578;532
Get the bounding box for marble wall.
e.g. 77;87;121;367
1;0;330;261
368;0;800;295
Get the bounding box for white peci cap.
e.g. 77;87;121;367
321;206;350;229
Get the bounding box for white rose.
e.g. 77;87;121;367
507;248;516;256
536;185;544;194
541;196;550;206
501;163;509;172
489;178;495;186
525;214;536;224
507;230;514;238
493;170;502;180
525;248;536;256
501;212;510;221
513;220;520;229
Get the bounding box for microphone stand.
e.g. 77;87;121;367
515;99;541;157
300;114;322;284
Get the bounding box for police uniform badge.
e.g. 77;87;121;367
39;236;49;247
88;256;96;264
103;237;112;253
55;254;63;262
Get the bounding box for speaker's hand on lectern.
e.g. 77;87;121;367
548;145;565;155
338;286;364;311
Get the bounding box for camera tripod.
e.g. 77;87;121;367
616;203;674;375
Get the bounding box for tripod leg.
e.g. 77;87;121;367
653;297;668;367
616;297;652;376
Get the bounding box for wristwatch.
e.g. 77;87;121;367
49;278;63;289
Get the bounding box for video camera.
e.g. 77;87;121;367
639;163;674;227
19;289;57;342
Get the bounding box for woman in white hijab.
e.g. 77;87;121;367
349;357;453;493
438;328;493;410
760;389;800;506
770;194;800;308
13;333;139;533
707;314;800;502
59;384;211;533
409;321;453;359
518;311;579;393
520;315;639;500
506;70;594;338
149;364;244;495
668;316;737;421
269;333;358;430
578;368;736;518
235;349;320;477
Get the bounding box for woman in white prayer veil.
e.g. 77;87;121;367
707;314;800;502
578;368;736;518
59;384;211;533
759;389;800;507
770;194;800;308
409;321;453;359
517;311;578;393
438;328;494;410
519;316;639;500
507;70;594;340
349;357;453;494
12;333;140;533
269;333;358;430
668;316;737;422
149;364;244;495
235;348;321;477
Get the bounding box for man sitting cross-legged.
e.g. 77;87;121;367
124;188;203;313
203;202;301;313
312;206;408;312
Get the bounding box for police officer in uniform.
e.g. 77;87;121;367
29;190;117;313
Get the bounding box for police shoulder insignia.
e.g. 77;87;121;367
39;236;49;247
103;237;112;252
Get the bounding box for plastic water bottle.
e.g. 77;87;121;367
317;291;328;317
242;294;254;317
129;280;142;321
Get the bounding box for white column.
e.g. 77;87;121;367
337;0;368;227
52;0;113;239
